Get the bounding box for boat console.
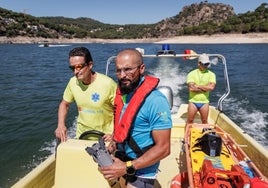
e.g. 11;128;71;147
54;139;120;188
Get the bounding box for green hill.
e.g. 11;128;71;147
0;2;267;39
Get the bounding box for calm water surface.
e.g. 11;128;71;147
0;43;267;187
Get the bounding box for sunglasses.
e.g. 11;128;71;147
116;64;142;76
201;62;210;67
69;62;88;72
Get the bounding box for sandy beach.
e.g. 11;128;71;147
156;33;268;44
1;33;268;44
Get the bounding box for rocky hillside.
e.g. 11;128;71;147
156;2;235;37
0;2;267;39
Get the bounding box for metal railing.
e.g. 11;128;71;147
105;52;230;112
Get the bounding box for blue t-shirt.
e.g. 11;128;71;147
119;79;172;178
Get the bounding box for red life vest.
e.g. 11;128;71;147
113;76;159;143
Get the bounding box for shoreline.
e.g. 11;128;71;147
1;33;268;44
156;33;268;44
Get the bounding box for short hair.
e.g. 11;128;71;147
69;47;93;64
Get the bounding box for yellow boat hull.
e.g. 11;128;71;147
12;104;268;188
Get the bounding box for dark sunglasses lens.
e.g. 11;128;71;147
69;66;75;71
69;63;86;71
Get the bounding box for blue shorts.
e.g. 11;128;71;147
193;102;205;110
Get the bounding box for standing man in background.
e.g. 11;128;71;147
55;47;117;142
186;53;216;124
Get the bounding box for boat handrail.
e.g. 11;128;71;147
105;53;230;112
214;54;230;111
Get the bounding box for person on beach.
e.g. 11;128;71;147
100;49;172;188
55;47;117;142
186;53;216;124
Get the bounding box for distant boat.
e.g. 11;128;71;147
38;44;71;47
38;41;70;47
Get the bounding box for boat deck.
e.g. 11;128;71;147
157;124;186;187
156;104;195;187
12;104;268;188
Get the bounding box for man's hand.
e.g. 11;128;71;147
99;157;126;181
55;125;67;142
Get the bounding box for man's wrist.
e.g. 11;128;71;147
126;161;136;175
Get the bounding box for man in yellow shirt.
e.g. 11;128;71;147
55;47;117;142
186;53;216;124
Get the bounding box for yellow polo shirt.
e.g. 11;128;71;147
63;72;117;138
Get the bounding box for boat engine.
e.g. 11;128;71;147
157;86;173;110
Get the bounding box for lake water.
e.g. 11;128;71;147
0;43;267;187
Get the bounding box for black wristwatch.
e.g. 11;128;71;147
126;161;136;176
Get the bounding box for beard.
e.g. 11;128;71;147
118;77;141;94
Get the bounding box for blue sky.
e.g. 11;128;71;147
0;0;266;24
